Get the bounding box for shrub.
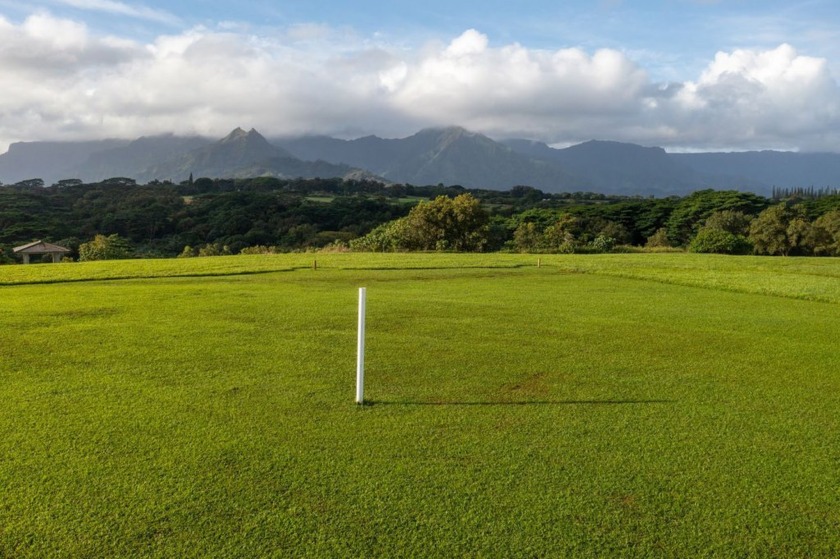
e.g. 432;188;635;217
689;228;752;254
178;245;197;258
645;228;672;248
588;235;616;253
239;245;275;255
197;243;232;257
349;218;411;252
811;210;840;256
513;222;541;252
78;234;133;261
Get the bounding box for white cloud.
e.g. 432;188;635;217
665;44;840;150
0;12;140;73
0;18;839;153
388;30;651;141
51;0;179;25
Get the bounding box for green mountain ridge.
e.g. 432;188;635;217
3;126;840;195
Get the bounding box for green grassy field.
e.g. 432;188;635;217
1;254;838;557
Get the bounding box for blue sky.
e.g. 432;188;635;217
21;0;840;73
1;0;840;151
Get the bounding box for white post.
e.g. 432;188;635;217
356;287;366;404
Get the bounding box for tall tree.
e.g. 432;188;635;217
667;190;768;246
748;204;813;256
403;194;489;251
78;234;134;261
809;210;840;256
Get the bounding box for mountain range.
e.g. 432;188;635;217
2;126;840;196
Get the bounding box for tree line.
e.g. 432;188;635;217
1;177;839;262
350;190;840;257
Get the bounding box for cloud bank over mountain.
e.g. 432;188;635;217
1;12;839;153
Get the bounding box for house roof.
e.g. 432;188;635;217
13;240;72;254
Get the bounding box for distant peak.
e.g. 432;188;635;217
220;127;268;144
221;127;248;142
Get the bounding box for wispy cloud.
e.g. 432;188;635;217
50;0;179;25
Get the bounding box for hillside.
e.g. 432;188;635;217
70;134;213;182
0;139;130;185
277;127;586;190
503;139;708;196
4;126;840;195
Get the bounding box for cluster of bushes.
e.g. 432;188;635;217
78;234;134;261
349;193;840;256
350;194;489;252
178;243;233;258
687;206;840;256
509;214;629;253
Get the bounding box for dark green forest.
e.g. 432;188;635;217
2;176;839;262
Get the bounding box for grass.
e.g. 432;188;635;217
1;254;839;557
5;252;840;304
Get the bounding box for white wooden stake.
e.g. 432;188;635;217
356;287;366;404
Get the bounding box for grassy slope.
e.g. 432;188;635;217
1;254;838;557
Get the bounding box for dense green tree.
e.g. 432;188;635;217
510;213;617;253
689;229;752;254
0;245;14;264
5;177;840;257
349;194;489;252
484;215;511;252
402;194;489;251
645;228;672;248
786;215;814;255
78;234;133;261
100;177;137;187
804;194;840;217
509;185;545;204
688;210;753;254
748;204;813;256
588;235;616;253
603;221;630;245
12;178;45;189
749;205;792;256
509;208;562;231
667;190;768;246
542;214;580;253
810;210;840;256
52;179;83;188
620;198;678;244
512;222;542;252
348;217;412;252
702;210;753;236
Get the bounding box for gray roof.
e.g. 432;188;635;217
13;240;72;254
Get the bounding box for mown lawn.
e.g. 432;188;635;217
1;254;838;557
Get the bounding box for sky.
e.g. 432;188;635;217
1;0;840;153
